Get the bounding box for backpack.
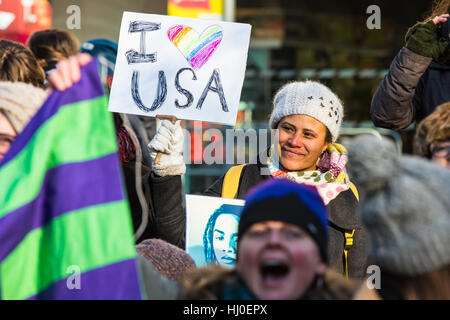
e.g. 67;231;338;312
221;164;359;279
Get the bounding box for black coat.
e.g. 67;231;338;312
371;47;450;130
204;155;369;279
149;153;369;279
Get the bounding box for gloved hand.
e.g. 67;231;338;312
405;19;449;63
148;120;186;176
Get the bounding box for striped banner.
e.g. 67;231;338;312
0;59;142;300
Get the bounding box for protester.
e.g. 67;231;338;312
149;80;369;279
0;40;46;89
45;43;187;248
370;0;450;130
0;81;47;161
346;135;450;300
27;29;80;74
413;102;450;168
180;179;359;300
79;38;153;168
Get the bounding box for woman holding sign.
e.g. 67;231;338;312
148;80;369;279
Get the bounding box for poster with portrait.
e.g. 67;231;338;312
186;194;245;268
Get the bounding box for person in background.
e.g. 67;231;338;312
0;40;46;89
180;179;359;300
370;0;450;130
0;81;47;162
27;29;80;74
347;135;450;300
413;102;450;169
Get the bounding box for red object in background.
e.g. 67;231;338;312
168;0;210;10
0;0;52;45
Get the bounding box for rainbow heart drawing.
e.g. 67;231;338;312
168;25;223;70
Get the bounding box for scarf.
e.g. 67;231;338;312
267;144;351;205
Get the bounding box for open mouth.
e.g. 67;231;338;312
259;259;290;286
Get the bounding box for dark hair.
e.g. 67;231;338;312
325;128;332;144
0;40;46;88
377;265;450;300
27;29;80;72
203;204;242;264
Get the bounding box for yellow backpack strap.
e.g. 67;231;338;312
221;164;247;199
343;229;356;279
349;182;359;202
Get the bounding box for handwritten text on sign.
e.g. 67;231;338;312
109;12;251;126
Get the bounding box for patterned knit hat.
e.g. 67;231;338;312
346;135;450;276
269;81;344;143
238;179;329;263
136;239;196;282
0;81;47;134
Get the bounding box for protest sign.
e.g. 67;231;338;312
185;194;244;267
109;12;251;126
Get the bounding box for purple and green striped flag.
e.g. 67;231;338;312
0;59;143;300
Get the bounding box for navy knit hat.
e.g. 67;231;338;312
238;179;329;263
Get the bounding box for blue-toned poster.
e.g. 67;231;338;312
186;194;244;268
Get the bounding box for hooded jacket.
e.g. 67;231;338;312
371;47;450;130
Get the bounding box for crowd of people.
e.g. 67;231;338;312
0;0;449;300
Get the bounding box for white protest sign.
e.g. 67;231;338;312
185;194;244;267
109;12;252;126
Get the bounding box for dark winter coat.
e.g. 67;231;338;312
180;265;360;300
148;152;369;279
371;47;450;130
204;153;369;279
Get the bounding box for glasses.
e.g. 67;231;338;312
0;134;16;152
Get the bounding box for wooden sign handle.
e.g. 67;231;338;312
154;115;179;165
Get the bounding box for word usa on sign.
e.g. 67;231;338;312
109;12;251;126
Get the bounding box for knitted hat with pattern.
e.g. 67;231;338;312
269;81;344;142
136;239;196;282
346;135;450;276
0;81;47;134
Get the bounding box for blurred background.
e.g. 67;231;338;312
0;0;433;194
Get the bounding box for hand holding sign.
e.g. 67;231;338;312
148;117;185;176
109;12;251;126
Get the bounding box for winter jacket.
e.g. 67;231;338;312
371;47;450;130
148;151;369;279
180;264;360;300
204;152;369;279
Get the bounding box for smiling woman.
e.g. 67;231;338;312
147;80;369;280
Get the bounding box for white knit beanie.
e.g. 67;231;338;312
269;81;344;142
0;81;47;134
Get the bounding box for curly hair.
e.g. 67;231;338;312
0;40;46;89
424;0;450;21
414;103;450;158
203;204;242;264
